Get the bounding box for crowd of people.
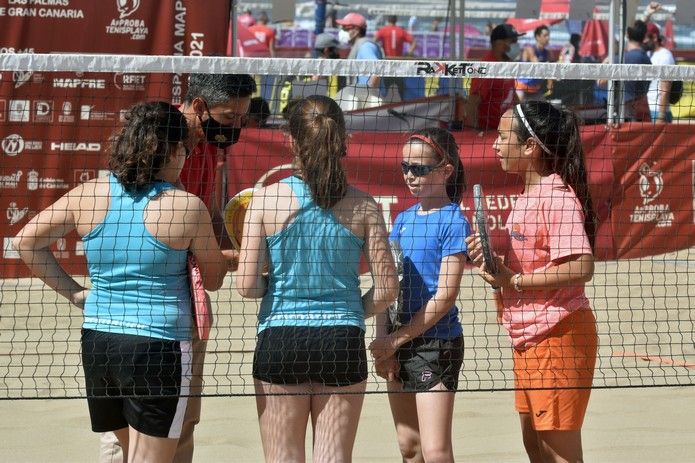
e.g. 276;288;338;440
10;3;678;463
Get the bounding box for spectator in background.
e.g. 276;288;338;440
644;21;674;123
247;97;271;128
623;20;652;121
559;33;582;63
430;17;442;32
248;11;276;57
325;7;338;29
408;15;419;33
337;12;384;90
465;24;522;131
515;25;553;101
312;33;346;97
375;15;417;58
237;8;255;28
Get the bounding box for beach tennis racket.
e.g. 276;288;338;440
473;184;504;323
188;253;211;341
223;188;255;251
387;239;405;332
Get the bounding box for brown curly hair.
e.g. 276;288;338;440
108;101;188;191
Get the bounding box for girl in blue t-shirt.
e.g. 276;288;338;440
370;127;469;462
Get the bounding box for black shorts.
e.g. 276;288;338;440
81;329;192;438
397;336;464;392
253;325;368;387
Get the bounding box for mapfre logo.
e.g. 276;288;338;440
2;134;24;156
638;163;663;205
117;0;141;18
53;78;106;89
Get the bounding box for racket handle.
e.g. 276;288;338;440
492;287;504;324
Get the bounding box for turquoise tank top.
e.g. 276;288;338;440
82;174;192;340
258;176;365;332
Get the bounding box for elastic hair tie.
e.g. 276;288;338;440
514;105;551;155
408;134;450;163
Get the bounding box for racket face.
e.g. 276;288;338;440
224;188;255;251
473;184;498;275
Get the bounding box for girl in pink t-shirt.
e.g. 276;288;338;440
466;101;598;462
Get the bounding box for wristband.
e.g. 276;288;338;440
513;273;523;292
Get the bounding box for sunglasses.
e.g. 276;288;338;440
400;161;442;177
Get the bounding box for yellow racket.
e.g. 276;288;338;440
223;188;255;251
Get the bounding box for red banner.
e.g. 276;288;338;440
0;0;230;277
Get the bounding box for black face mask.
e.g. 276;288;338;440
199;108;241;149
327;49;340;59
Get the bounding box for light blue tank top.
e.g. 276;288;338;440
82;174;192;340
258;176;365;333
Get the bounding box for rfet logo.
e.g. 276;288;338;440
638;163;663;205
117;0;141;18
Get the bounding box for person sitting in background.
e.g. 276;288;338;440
465;24;522;131
559;33;582;64
248;11;276;57
237;8;255;28
374;15;417;58
515;25;553;101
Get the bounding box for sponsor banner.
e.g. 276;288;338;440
608;123;695;259
2;125;695;278
0;0;231;277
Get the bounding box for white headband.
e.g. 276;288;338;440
515;104;551;155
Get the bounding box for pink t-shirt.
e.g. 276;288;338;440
503;174;592;349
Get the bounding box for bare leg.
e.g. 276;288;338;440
519;413;544;463
387;381;423;463
415;383;456;463
310;381;366;463
99;432;124;463
255;380;311;463
127;427;178;463
537;430;584;463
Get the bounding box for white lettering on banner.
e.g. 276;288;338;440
53;78;106;89
80;105;115;121
7;202;29;225
0;47;35;53
460;194;518;231
7;1;70;6
2;134;24;156
108;1;147;40
0;99;6;122
171;1;186;104
113;73;146;91
58;101;74;123
190;32;204;56
74;169;95;184
75;240;84;256
116;0;140;19
0;170;22;188
630;162;673;228
50;142;101;152
3;237;20;259
26;170;69;191
374;196;398;232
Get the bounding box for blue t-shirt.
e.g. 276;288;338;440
356;40;383;87
389;202;469;339
623;48;651;101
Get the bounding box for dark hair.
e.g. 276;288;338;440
534;25;549;38
387;15;397;24
183;74;257;105
108;101;188;191
248;97;270;127
287;95;348;209
627;20;647;43
407;127;466;203
512;101;596;249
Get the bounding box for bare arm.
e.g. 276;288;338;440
361;197;399;318
236;192;268;298
12;190;88;307
656;79;672;122
370;253;465;359
187;196;228;291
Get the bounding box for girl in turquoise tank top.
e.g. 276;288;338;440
237;95;398;462
13;102;230;461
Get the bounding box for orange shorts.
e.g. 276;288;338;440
514;309;598;431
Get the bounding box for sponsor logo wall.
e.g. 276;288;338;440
0;0;231;277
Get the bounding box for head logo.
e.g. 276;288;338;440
638;163;663;205
12;71;32;89
117;0;140;19
2;134;24;156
